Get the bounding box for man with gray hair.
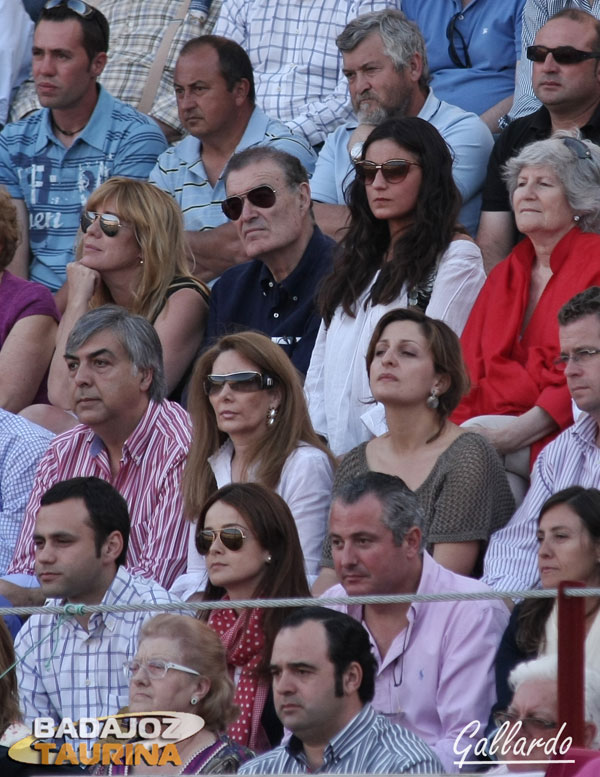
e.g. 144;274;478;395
310;9;493;239
205;146;334;374
321;472;509;771
1;305;191;606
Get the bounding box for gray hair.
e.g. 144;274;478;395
332;472;424;549
509;655;600;748
336;10;430;89
224;146;309;189
503;132;600;233
65;305;166;402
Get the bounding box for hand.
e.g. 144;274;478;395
65;261;101;304
467;422;513;456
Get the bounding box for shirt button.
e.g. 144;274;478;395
292;296;298;302
273;312;280;319
458;13;464;19
268;281;274;287
85;678;91;686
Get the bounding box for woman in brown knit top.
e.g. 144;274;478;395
320;308;515;581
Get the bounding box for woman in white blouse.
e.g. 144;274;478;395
305;116;486;456
171;331;334;598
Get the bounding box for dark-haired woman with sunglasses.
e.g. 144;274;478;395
305;116;486;456
197;482;311;753
40;177;208;430
170;330;334;601
453;134;600;474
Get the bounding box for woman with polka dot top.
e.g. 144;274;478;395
196;483;311;754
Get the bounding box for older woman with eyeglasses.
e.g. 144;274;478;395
170;331;334;600
453;134;600;473
103;614;253;775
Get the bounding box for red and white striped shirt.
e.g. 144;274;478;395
8;399;191;589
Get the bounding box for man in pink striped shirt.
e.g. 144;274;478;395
0;305;191;607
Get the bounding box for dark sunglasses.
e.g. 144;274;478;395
221;185;277;221
203;371;275;396
354;159;421;185
562;136;592;159
527;44;600;65
80;211;129;237
196;527;248;554
446;12;471;69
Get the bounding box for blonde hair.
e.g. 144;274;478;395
184;331;334;517
0;187;20;269
138;615;238;731
81;177;201;321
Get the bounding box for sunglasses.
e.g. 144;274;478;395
123;658;200;680
80;211;129;237
527;45;600;65
221;185;277;221
196;527;249;555
354;159;421;185
562;136;592;159
446;12;471;69
203;371;275;396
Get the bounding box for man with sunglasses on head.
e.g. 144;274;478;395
477;8;600;272
150;35;316;283
310;9;493;240
13;476;182;727
203;146;334;375
0;306;191;609
0;0;167;293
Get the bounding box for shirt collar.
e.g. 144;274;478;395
258;225;321;295
35;85;111;153
287;705;376;768
86;399;159;465
571;411;599;446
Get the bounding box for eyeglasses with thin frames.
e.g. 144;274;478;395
554;348;600;371
122;658;200;681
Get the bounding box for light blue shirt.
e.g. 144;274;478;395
0;86;167;290
149;106;316;231
310;88;493;236
0;409;53;575
401;0;525;116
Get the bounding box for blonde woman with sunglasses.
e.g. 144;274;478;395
170;331;334;601
42;178;208;430
305;116;486;457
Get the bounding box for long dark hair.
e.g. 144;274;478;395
198;483;311;674
517;487;600;654
319;116;463;326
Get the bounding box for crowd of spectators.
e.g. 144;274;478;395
3;1;600;775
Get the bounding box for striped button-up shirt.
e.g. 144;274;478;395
239;704;443;774
8;399;191;589
483;412;600;593
14;566;182;725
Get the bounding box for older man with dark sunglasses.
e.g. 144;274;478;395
202;146;335;376
477;7;600;273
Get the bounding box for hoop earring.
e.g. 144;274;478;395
191;696;199;706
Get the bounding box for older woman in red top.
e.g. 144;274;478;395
453;134;600;468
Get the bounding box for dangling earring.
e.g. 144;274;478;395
267;407;279;426
574;214;581;223
426;388;439;410
190;696;199;706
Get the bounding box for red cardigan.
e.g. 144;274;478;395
452;227;600;464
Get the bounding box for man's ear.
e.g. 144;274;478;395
406;52;423;84
101;530;124;564
233;78;251;106
138;367;153;393
342;661;363;696
90;52;107;79
403;526;422;558
298;181;311;214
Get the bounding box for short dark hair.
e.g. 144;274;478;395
547;8;600;52
558;286;600;326
39;0;109;61
40;477;130;566
224;146;309;188
333;472;424;549
179;35;255;103
279;607;376;704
